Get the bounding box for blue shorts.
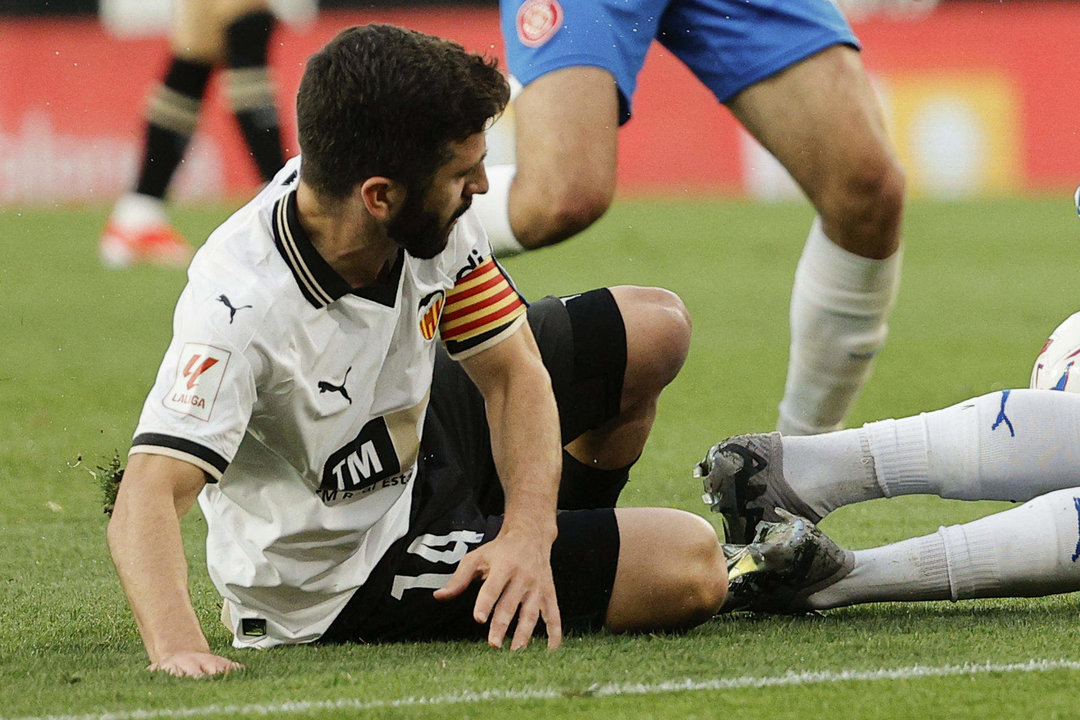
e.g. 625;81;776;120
501;0;859;123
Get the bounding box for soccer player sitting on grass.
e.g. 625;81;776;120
107;24;735;678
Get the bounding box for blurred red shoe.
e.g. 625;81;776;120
99;194;193;269
99;222;194;269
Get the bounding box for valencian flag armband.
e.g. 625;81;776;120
440;256;527;359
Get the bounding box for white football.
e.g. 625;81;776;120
1031;311;1080;392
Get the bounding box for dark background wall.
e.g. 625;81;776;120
0;0;496;14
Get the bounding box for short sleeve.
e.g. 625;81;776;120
129;285;257;481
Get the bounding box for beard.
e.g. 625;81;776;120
386;187;470;260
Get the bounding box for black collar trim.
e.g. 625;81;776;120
272;190;405;310
272;190;351;309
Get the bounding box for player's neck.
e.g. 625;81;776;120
296;182;398;288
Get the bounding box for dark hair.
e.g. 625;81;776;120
297;24;510;200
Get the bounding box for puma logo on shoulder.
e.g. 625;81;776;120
217;294;253;324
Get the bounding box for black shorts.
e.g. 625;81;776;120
321;289;627;643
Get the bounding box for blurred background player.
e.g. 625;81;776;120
473;0;906;436
99;0;286;269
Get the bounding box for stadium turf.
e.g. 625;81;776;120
2;195;1079;719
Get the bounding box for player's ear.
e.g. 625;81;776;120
358;177;406;221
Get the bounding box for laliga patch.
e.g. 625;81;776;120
417;290;445;341
517;0;563;48
163;343;231;421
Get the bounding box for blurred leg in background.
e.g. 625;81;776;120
99;0;285;269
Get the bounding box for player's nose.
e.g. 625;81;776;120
467;165;489;197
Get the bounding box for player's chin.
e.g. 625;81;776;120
444;213;463;235
448;202;470;229
404;235;450;260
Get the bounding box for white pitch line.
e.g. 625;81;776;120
9;658;1080;720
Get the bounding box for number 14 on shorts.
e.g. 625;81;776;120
390;530;484;599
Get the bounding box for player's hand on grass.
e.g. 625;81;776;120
148;651;244;678
434;528;562;651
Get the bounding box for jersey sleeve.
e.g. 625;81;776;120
129;285;258;481
439;253;528;360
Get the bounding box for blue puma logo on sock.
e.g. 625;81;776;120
991;390;1014;437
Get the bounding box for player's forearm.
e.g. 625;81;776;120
487;364;561;539
107;489;210;662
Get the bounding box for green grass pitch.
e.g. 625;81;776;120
2;194;1080;719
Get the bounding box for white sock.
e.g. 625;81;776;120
472;163;526;257
808;487;1080;608
778;389;1080;517
110;192;169;230
807;533;950;609
866;389;1080;502
782;429;882;519
778;218;901;435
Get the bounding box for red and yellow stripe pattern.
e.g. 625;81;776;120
440;256;526;352
419;295;444;341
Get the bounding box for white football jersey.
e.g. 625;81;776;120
130;157;527;647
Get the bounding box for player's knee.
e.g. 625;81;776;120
614;286;692;394
515;181;613;249
646;288;692;387
608;509;726;632
820;150;906;257
835;154;904;221
679;514;729;621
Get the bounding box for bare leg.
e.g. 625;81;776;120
728;46;903;258
730;46;905;434
173;0;269;61
606;508;727;631
510;66;619;249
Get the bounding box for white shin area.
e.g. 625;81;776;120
808;488;1080;608
778;217;901;435
866;389;1080;503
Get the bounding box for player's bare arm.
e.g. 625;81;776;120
434;322;563;650
107;453;243;678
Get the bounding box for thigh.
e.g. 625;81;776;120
659;0;858;104
512;66;619;217
606;507;726;632
429;288;628;449
172;0;268;59
215;0;269;23
529;290;628;443
171;0;226;60
501;0;666;121
322;503;619;642
422;289;628;514
319;478;492;643
726;45;893;207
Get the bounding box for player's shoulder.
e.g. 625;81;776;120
179;164;303;349
177;259;277;354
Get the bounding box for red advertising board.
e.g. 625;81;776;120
0;3;1076;206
